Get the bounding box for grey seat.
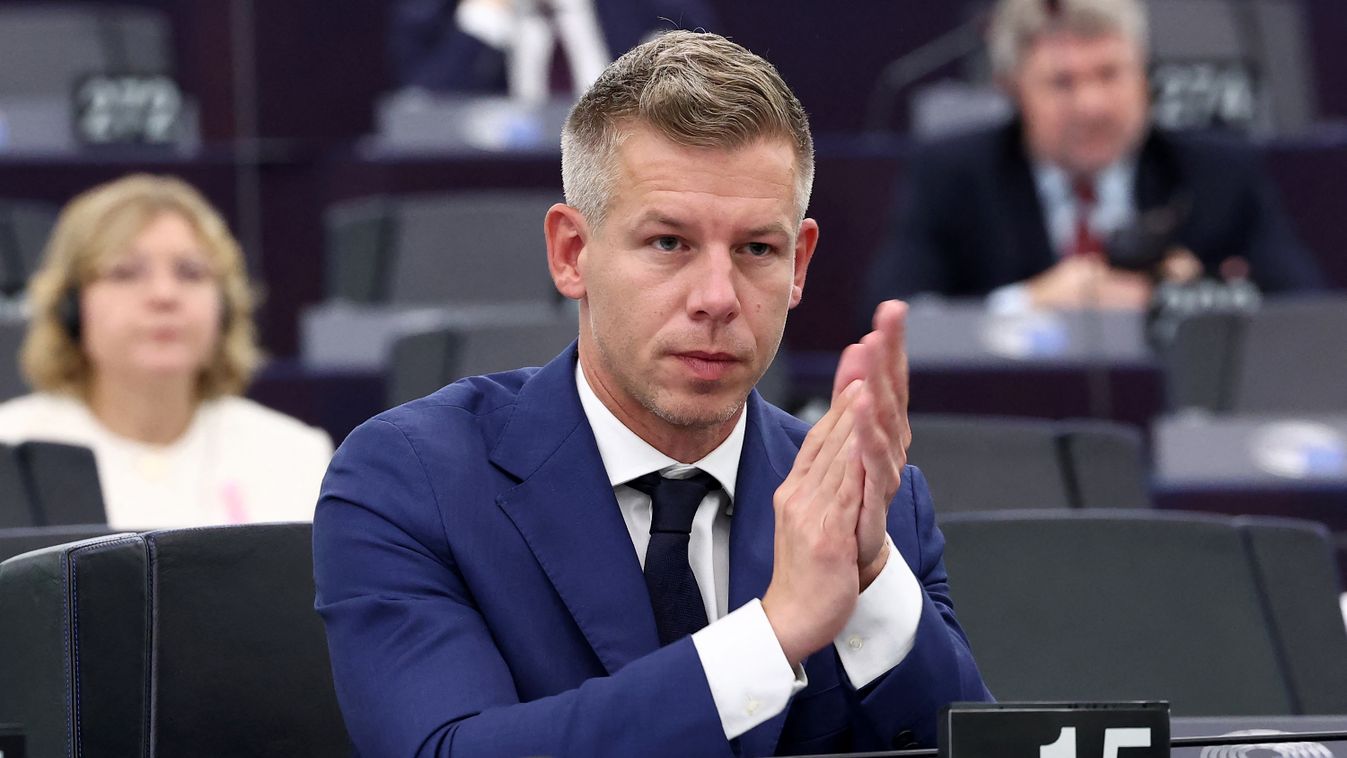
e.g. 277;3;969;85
15;441;107;525
0;523;349;757
1233;297;1347;413
1239;517;1347;713
939;510;1317;716
0;5;172;97
1164;296;1347;413
909;416;1070;512
0;199;59;296
908;416;1149;513
1057;420;1150;509
325;191;562;306
387;317;577;406
0;444;34;528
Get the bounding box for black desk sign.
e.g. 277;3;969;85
940;702;1169;758
0;723;25;758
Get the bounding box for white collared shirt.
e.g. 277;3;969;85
576;364;922;739
1033;158;1138;258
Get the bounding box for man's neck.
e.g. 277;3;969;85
577;356;740;464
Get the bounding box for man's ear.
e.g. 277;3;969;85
546;203;588;300
788;217;819;309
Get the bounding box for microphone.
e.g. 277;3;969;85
1104;193;1192;275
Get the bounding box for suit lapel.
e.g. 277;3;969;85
730;393;800;758
999;121;1057;279
492;344;661;675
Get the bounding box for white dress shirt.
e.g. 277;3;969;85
576;364;923;739
987;157;1139;313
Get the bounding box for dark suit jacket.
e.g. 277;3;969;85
313;344;990;757
863;120;1323;309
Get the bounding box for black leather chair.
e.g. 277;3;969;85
0;443;33;527
0;524;115;563
14;441;106;525
0;441;106;527
0;523;349;757
940;510;1347;716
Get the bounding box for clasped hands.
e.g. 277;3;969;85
762;300;912;666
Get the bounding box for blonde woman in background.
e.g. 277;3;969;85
0;174;332;528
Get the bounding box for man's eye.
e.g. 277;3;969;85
652;236;681;252
745;242;775;257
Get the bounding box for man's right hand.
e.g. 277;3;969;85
1026;255;1152;310
761;380;866;667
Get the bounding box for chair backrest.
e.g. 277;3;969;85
0;524;115;563
940;511;1295;716
0;523;349;757
0;199;59;296
1161;310;1245;412
387;326;463;407
0;4;172;96
14;440;106;525
325;196;396;303
908;416;1150;512
1232;297;1347;414
1057;420;1151;509
0;443;34;528
388;191;560;305
908;416;1072;512
0;316;28;404
1238;517;1347;714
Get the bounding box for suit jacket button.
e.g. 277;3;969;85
893;729;914;748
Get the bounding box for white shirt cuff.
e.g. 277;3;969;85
832;535;922;688
987;282;1033;314
691;598;808;739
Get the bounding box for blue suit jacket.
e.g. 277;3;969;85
314;344;990;757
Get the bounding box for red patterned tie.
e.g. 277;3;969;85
1072;176;1103;257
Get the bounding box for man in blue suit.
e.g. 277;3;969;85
315;30;991;757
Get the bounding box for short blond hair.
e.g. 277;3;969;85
989;0;1149;76
21;174;261;399
561;30;815;228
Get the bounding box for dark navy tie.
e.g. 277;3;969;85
629;470;719;646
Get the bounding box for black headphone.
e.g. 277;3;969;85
59;288;82;342
57;287;231;343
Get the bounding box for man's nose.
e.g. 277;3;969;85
687;248;740;321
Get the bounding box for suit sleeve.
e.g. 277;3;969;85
848;465;993;750
313;417;734;758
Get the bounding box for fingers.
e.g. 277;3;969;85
783;379;861;495
832;343;868;401
862;301;912;455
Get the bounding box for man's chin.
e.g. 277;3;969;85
647;392;747;432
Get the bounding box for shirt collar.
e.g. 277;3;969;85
1033;156;1137;207
575;361;744;500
